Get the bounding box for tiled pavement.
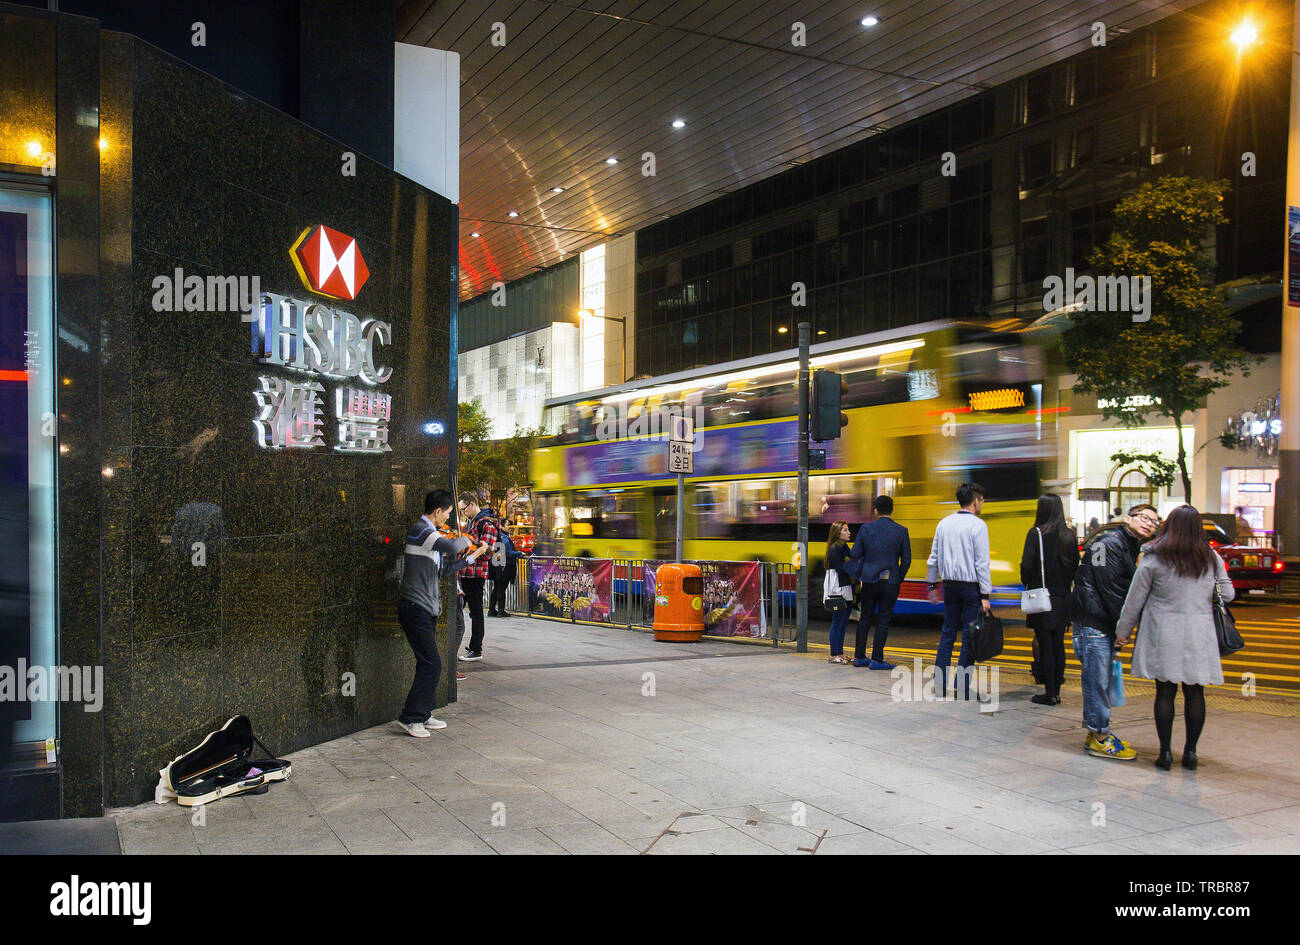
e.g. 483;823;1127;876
112;617;1300;854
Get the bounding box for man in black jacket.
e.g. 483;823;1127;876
1070;504;1159;760
850;495;911;669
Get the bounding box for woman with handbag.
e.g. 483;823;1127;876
1019;494;1080;706
824;521;856;664
1115;505;1234;771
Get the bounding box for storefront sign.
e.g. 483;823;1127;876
241;227;393;453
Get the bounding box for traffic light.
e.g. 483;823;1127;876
812;369;848;441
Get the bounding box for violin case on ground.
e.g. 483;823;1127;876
154;715;291;807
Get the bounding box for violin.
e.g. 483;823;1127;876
437;522;480;557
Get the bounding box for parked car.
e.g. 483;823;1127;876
508;524;535;555
1079;518;1284;592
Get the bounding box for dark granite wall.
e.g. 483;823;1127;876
84;34;453;808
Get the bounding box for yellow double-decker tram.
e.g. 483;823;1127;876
530;319;1061;615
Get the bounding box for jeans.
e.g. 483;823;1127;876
489;576;508;614
461;576;486;652
827;605;851;655
935;580;981;698
855;581;900;662
398;598;441;724
1072;622;1113;735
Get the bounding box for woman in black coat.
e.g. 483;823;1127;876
1020;494;1081;705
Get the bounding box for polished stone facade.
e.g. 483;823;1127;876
3;6;456;814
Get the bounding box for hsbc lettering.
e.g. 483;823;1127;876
252;293;392;385
236;225;395;453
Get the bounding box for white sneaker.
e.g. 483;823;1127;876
397;720;430;738
424;716;448;730
461;649;483;662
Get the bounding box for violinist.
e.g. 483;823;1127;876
395;489;478;738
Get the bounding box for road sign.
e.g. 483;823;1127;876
668;440;693;474
669;414;694;443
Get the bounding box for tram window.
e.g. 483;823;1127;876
959;464;1040;501
566;490;642;539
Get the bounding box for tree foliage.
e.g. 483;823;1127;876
1062;176;1257;500
456;399;539;513
1108;450;1177;491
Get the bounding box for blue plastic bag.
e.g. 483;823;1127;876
1109;658;1126;707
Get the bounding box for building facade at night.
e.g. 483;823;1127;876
1;3;457;818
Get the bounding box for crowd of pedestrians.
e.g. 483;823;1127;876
832;482;1233;768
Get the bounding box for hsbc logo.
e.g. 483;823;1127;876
290;224;370;301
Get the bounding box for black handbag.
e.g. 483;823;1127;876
969;611;1004;662
1213;587;1243;657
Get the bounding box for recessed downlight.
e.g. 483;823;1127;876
605;157;619;165
672;119;686;129
507;210;519;217
470;231;480;238
552;186;564;193
861;15;879;27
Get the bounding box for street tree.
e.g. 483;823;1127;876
457;399;540;513
1061;176;1257;501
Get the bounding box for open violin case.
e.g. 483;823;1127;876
154;716;291;807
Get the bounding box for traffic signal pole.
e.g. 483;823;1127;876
797;322;810;653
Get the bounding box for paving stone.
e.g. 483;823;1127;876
110;617;1300;855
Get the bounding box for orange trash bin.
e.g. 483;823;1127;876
652;563;704;642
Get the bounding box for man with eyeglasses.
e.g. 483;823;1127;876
1069;504;1160;761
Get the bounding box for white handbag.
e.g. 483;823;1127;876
1020;527;1053;615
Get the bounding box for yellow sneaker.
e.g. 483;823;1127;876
1086;732;1137;761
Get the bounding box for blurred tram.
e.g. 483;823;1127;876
529;319;1062;614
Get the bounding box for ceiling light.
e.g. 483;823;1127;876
26;140;42;157
672;119;686;129
98;137;108;151
861;15;879;27
507;210;519;217
777;326;789;334
605;157;619;165
552;186;564;193
470;231;480;238
1231;20;1258;49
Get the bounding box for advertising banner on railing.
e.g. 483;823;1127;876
643;560;766;638
528;556;614;623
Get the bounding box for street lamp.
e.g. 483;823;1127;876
578;309;628;384
1232;20;1258;50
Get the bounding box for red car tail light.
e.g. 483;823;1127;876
1275;559;1286;573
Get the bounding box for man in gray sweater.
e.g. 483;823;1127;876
926;482;993;699
396;489;476;737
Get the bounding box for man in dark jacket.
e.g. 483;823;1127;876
850;495;911;669
1070;503;1159;760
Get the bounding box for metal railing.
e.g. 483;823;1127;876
503;555;800;646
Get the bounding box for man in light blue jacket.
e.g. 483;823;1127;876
926;482;992;698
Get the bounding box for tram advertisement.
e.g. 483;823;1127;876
644;560;766;638
529;557;614;623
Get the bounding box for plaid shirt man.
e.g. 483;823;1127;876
461;510;499;580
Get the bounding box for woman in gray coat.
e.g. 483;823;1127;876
1116;505;1234;771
